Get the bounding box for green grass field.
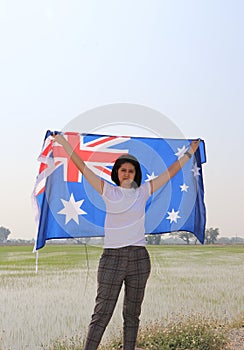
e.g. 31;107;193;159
0;244;243;349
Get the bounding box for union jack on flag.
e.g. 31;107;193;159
33;130;206;250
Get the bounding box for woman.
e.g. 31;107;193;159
53;133;200;350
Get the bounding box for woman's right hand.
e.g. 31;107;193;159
52;133;66;146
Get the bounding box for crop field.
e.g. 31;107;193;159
0;244;243;350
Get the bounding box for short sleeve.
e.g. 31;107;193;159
141;181;151;200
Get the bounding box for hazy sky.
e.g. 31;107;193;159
0;0;243;240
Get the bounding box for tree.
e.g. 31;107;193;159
146;234;161;245
204;227;219;244
170;231;196;245
0;226;11;243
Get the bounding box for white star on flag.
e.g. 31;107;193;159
180;183;189;192
58;193;87;224
174;145;188;159
166;208;181;223
145;172;158;181
191;163;201;177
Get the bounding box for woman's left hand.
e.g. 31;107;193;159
190;139;201;154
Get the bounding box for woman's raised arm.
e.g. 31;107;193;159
53;133;104;194
150;139;200;194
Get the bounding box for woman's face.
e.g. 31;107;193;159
117;162;136;188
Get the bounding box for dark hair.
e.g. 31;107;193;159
111;154;142;188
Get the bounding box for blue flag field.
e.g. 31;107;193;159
33;130;206;250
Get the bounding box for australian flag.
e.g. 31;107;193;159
33;130;206;250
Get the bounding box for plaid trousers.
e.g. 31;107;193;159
84;246;151;350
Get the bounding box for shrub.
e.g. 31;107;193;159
99;315;229;350
43;333;84;350
138;317;228;349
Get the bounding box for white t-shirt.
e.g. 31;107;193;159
102;181;151;248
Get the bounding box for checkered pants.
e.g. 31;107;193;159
84;246;151;350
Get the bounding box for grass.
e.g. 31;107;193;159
137;317;228;350
99;315;230;350
0;244;243;350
